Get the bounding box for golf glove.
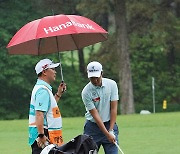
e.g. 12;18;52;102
109;129;116;139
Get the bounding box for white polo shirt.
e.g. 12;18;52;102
81;78;119;122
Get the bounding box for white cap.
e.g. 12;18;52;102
87;61;103;78
35;58;60;75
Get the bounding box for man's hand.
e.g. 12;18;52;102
89;108;116;143
36;135;50;148
107;130;116;143
108;129;116;143
57;82;67;96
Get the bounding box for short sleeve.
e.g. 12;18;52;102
81;90;95;111
110;81;119;101
35;88;50;112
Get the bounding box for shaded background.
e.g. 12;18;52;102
0;0;179;119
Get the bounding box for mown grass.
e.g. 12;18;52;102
0;112;180;154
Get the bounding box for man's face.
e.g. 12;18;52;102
89;75;102;86
44;68;57;83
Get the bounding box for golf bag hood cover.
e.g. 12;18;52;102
49;134;98;154
40;144;55;154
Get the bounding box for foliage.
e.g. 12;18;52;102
128;0;180;112
0;0;88;119
0;0;43;119
53;65;89;117
0;0;179;119
88;0;180;112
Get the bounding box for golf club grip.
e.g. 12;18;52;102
61;80;66;93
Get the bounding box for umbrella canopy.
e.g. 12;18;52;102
7;14;108;55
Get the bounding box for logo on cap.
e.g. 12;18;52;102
42;64;48;70
89;66;99;72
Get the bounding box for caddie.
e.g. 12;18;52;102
28;58;66;154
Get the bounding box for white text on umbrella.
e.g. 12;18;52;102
44;20;95;34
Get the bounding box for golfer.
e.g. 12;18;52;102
82;61;119;154
28;58;66;154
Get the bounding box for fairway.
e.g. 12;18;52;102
0;112;179;154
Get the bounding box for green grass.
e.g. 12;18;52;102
0;112;180;154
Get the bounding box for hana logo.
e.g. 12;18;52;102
43;20;95;34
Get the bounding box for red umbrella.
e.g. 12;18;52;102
6;14;108;81
7;14;108;55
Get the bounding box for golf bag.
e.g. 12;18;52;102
49;134;98;154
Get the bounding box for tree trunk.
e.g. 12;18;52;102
78;48;86;76
101;12;109;31
114;0;135;114
71;51;75;70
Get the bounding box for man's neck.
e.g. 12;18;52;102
38;76;50;85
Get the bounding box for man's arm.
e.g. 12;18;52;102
89;108;115;143
36;111;49;147
36;110;45;135
109;100;118;131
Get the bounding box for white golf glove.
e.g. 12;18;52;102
109;129;116;139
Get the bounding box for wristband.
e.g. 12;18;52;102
56;93;61;97
38;134;45;138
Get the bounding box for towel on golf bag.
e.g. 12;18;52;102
48;134;98;154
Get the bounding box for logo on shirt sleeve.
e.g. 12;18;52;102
92;91;100;102
92;97;100;102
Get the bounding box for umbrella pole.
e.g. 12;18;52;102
56;38;66;93
58;51;64;82
55;36;64;82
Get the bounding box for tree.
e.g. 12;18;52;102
77;0;135;114
0;0;90;119
114;0;135;114
78;48;86;76
0;0;179;119
0;0;44;119
127;0;180;112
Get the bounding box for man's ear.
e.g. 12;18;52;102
101;71;103;76
42;70;47;76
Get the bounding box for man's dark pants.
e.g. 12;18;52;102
84;120;119;154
